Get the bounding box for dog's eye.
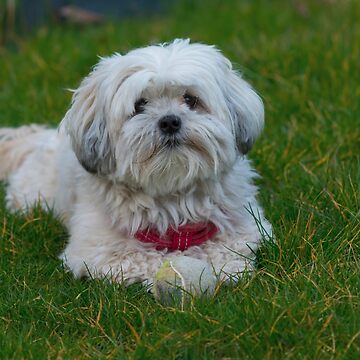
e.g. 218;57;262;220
134;98;148;114
183;93;199;110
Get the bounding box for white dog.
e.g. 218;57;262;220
0;39;271;286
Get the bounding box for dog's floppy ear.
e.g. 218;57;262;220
61;60;116;175
223;66;264;154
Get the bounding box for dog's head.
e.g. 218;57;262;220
62;39;264;195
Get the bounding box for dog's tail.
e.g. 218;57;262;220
0;125;47;180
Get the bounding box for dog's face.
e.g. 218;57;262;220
63;39;264;196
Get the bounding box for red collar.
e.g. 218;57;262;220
135;222;218;251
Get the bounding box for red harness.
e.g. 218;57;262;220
135;222;218;251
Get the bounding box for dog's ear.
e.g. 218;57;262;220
61;60;116;175
223;66;264;155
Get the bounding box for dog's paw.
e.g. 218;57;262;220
216;260;253;283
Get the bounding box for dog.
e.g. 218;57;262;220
0;39;271;287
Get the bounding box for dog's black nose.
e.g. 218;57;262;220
158;115;182;135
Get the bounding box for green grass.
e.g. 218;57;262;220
0;0;359;358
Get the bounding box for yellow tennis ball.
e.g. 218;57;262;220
153;256;216;306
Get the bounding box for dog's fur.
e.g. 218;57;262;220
0;39;271;286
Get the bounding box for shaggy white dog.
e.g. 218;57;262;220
0;39;271;286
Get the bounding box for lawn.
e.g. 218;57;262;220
0;0;359;358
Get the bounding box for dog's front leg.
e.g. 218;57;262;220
60;203;164;286
193;227;269;282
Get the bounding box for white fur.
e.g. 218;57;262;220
0;39;271;286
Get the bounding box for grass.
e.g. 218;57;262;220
0;0;359;358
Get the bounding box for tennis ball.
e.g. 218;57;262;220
153;256;216;306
